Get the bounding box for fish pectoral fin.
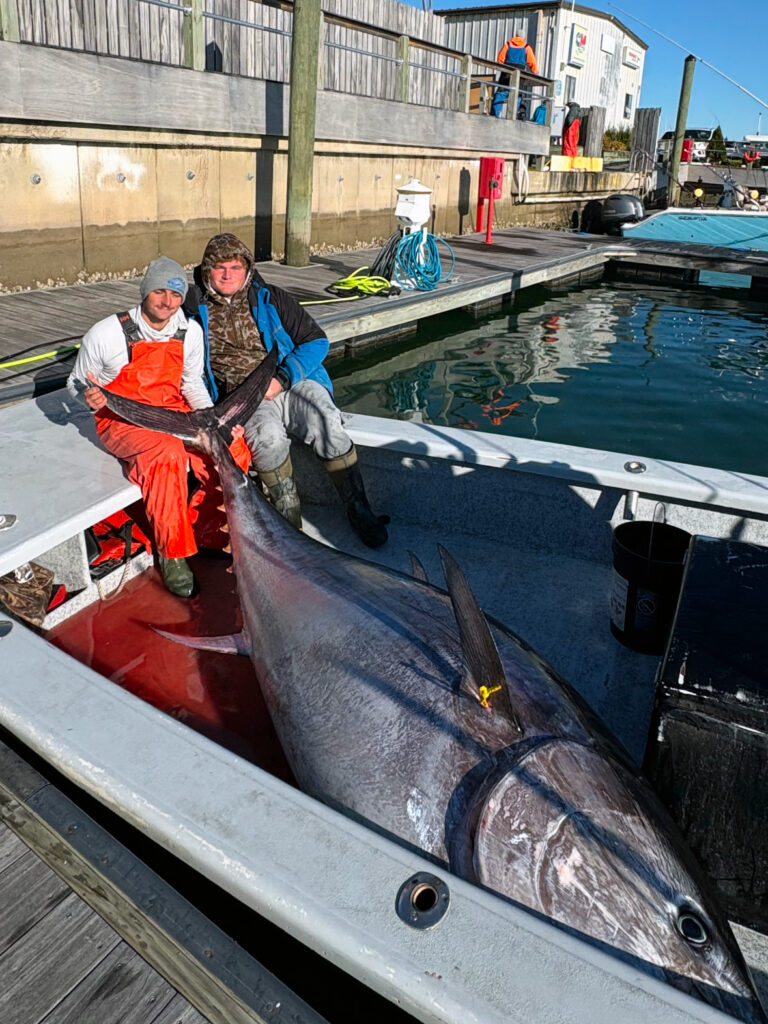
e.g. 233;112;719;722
408;550;429;583
152;626;250;656
438;544;522;734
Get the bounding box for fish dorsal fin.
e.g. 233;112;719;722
438;544;521;735
408;550;428;583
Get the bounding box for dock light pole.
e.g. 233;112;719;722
668;55;696;208
285;0;322;267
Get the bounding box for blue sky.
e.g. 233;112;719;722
407;0;768;140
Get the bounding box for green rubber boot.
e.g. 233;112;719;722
258;456;303;530
159;556;195;598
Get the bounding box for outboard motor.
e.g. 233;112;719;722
600;193;645;235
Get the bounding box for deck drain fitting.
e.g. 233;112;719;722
624;461;647;474
0;514;17;531
396;872;450;929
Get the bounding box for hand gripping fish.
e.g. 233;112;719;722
96;350;766;1023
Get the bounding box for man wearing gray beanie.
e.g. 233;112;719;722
67;256;219;598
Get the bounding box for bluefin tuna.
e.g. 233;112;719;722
98;351;766;1023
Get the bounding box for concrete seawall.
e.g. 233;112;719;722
0;41;648;291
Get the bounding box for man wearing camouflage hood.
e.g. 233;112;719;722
185;234;388;548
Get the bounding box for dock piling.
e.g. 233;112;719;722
285;0;323;267
668;56;696;207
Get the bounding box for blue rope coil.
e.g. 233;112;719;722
394;232;455;292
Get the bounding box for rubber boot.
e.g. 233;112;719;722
324;446;389;548
258;456;303;530
158;555;195;598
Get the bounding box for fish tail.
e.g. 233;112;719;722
96;349;279;451
97;390;211;446
213;349;278;438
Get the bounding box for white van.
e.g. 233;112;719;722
656;128;715;163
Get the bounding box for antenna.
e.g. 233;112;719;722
610;3;768;111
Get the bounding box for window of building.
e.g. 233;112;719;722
565;75;576;102
624;92;633;119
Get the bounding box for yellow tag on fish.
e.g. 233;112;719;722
478;684;502;709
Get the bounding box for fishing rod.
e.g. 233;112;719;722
609;3;768;111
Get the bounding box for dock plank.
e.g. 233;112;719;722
39;946;180;1024
151;995;212;1024
2;226;767;404
0;844;70;956
0;891;121;1023
0;822;27;871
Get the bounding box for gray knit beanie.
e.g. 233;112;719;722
140;256;188;301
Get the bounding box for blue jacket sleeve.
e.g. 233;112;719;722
268;281;329;386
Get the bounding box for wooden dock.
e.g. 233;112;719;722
0;736;327;1024
1;226;767;405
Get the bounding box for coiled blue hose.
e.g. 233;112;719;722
394;232;455;291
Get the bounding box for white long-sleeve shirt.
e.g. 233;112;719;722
67;305;213;410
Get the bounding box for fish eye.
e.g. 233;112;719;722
677;911;709;946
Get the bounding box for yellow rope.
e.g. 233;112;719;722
326;266;395;297
0;344;80;371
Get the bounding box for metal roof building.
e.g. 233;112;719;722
438;3;648;130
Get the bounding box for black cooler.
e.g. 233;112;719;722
644;536;768;931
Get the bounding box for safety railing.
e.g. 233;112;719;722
4;0;554;124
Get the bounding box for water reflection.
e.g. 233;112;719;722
332;282;768;475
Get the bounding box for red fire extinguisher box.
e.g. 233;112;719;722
478;156;505;199
680;138;693;163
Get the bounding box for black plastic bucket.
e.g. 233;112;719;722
610;521;691;655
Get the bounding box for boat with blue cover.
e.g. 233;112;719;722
622;207;768;250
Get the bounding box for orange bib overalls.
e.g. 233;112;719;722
95;316;206;559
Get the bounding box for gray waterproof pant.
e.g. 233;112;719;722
244;378;352;473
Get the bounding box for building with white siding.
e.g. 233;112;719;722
438;3;647;130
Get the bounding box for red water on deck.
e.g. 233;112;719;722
47;554;294;784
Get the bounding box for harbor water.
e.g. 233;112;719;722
331;277;768;477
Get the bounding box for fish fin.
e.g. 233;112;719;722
214;348;278;439
438;544;522;734
408;551;429;583
97;389;212;444
152;626;250;656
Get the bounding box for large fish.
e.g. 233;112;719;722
98;351;766;1023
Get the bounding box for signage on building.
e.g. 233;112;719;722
600;34;616;55
623;46;642;69
568;24;588;67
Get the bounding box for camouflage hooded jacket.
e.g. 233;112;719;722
184;233;331;399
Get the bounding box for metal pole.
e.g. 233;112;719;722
668;54;696;207
285;0;322;267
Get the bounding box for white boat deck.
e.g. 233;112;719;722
2;391;768;1021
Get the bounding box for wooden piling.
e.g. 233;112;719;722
397;35;410;103
285;0;323;267
182;0;205;72
668;56;696;207
0;0;20;42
